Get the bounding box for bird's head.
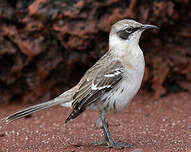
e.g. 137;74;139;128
109;19;158;51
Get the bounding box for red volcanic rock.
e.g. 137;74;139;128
0;0;191;104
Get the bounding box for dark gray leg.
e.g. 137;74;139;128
100;111;133;149
100;111;115;145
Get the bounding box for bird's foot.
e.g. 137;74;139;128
91;140;107;146
106;141;133;149
91;140;133;149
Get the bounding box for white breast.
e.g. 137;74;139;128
103;45;145;112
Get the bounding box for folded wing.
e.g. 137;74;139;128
65;60;124;123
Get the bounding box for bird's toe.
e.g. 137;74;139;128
107;141;133;149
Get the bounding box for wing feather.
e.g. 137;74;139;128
65;58;124;123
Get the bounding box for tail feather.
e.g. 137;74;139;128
4;100;56;123
2;87;76;123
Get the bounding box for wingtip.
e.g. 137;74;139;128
64;116;71;123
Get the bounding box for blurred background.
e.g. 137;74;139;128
0;0;191;105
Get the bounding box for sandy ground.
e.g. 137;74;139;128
0;92;190;152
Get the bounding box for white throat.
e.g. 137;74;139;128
109;32;142;58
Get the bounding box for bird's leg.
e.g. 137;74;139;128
100;111;114;144
100;111;133;149
91;111;111;146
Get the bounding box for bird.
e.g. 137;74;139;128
3;19;158;149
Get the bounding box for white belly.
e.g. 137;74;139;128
98;51;145;112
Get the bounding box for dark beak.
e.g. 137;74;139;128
141;24;159;30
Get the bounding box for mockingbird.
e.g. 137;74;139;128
3;19;158;149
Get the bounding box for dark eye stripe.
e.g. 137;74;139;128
126;27;139;33
117;30;130;40
117;27;140;40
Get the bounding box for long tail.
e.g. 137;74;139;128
2;87;76;123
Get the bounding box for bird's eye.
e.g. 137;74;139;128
117;27;137;40
125;27;133;34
